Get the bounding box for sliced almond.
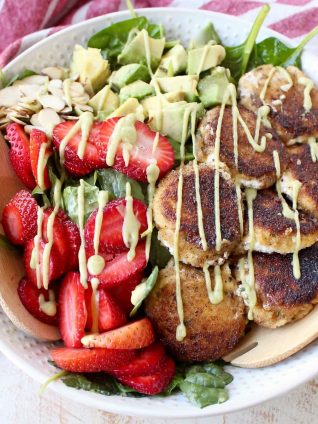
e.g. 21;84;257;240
38;94;65;112
38;107;62;136
60;106;73;114
15;75;49;86
30;113;41;127
0;86;22;107
16;84;44;100
74;103;93;112
42;67;67;80
70;81;85;97
72;93;90;105
24;124;42;134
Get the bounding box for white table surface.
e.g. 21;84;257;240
1;352;317;423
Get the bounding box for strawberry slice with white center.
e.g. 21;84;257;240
102;118;175;182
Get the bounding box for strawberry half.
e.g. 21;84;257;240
17;277;58;326
84;198;148;254
6;123;36;189
91;241;147;288
52;121;108;177
109;272;144;314
2;190;37;245
85;285;126;332
59;272;87;348
117;356;176;395
102;118;175;182
50;347;136;373
30;129;52;190
111;343;166;378
57;210;81;271
81;317;155;349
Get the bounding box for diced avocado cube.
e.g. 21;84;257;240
118;29;165;70
189;22;221;49
119;80;154;104
152;75;199;102
198;67;232;108
187;45;225;75
88;85;119;117
109;64;150;91
142;92;186;118
70;45;110;95
108;98;145;121
159;44;188;76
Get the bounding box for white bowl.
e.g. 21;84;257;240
1;7;318;419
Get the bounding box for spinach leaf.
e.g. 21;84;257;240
87;17;163;68
63;180;99;225
222;5;269;81
179;381;228;408
190;22;221;49
168;137;194;163
6;69;36;87
0;234;20;252
130;266;159;316
97;168;145;201
148;228;172;269
249;25;318;69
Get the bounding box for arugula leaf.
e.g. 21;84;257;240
97;169;145;201
6;69;36;87
87;17;163;68
148;228;172;269
249;25;318;69
130;266;159;316
222;5;270;81
63;180;99;225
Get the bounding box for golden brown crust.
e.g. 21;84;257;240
239;64;318;144
153;162;242;267
196;105;288;188
145;261;247;362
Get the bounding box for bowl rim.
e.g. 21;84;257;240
1;6;318;418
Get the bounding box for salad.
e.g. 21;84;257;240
1;2;318;408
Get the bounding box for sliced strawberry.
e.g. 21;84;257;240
109;272;144;313
59;272;87;348
102;118;175;182
52;121;107;177
17;277;58;326
50;347;136;373
2;190;37;245
6;123;36;189
111;343;166;378
42;209;69;264
29;129;52;189
57;210;80;271
85;285;126;332
81;317;155;349
23;238;65;287
117;356;176;395
84;198;147;254
93;241;147;288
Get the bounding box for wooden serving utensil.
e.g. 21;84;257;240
0;134;59;341
223;306;318;367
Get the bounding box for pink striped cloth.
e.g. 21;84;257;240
1;0;318;67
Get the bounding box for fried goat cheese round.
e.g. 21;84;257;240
153;162;242;267
145;260;247;362
236;244;318;328
196;104;288;189
243;189;318;254
238;64;318;145
281;143;318;219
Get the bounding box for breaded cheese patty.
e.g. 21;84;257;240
238;65;318;144
281;143;318;218
153;162;241;267
236;244;318;328
196;105;288;189
145;260;247;362
243;189;318;254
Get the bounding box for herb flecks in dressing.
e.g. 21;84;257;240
78;179;88;288
106;114;137;167
123;182;141;262
38;289;56;316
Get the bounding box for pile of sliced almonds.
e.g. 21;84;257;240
0;67;94;136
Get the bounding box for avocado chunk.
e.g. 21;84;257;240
142;92;186;117
147;101;203;142
198;67;232;108
70;45;110;95
118;29;165;70
88;85;119;117
187;45;225;75
159;44;188;76
109;64;150;92
119;81;154;104
108;98;145;121
152;75;199;102
189;22;221;48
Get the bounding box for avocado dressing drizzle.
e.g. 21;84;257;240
308;136;318;162
37;139;52;190
123;182;141;262
298;76;314;112
30;206;44;289
78;179;88;288
38;289;56;317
